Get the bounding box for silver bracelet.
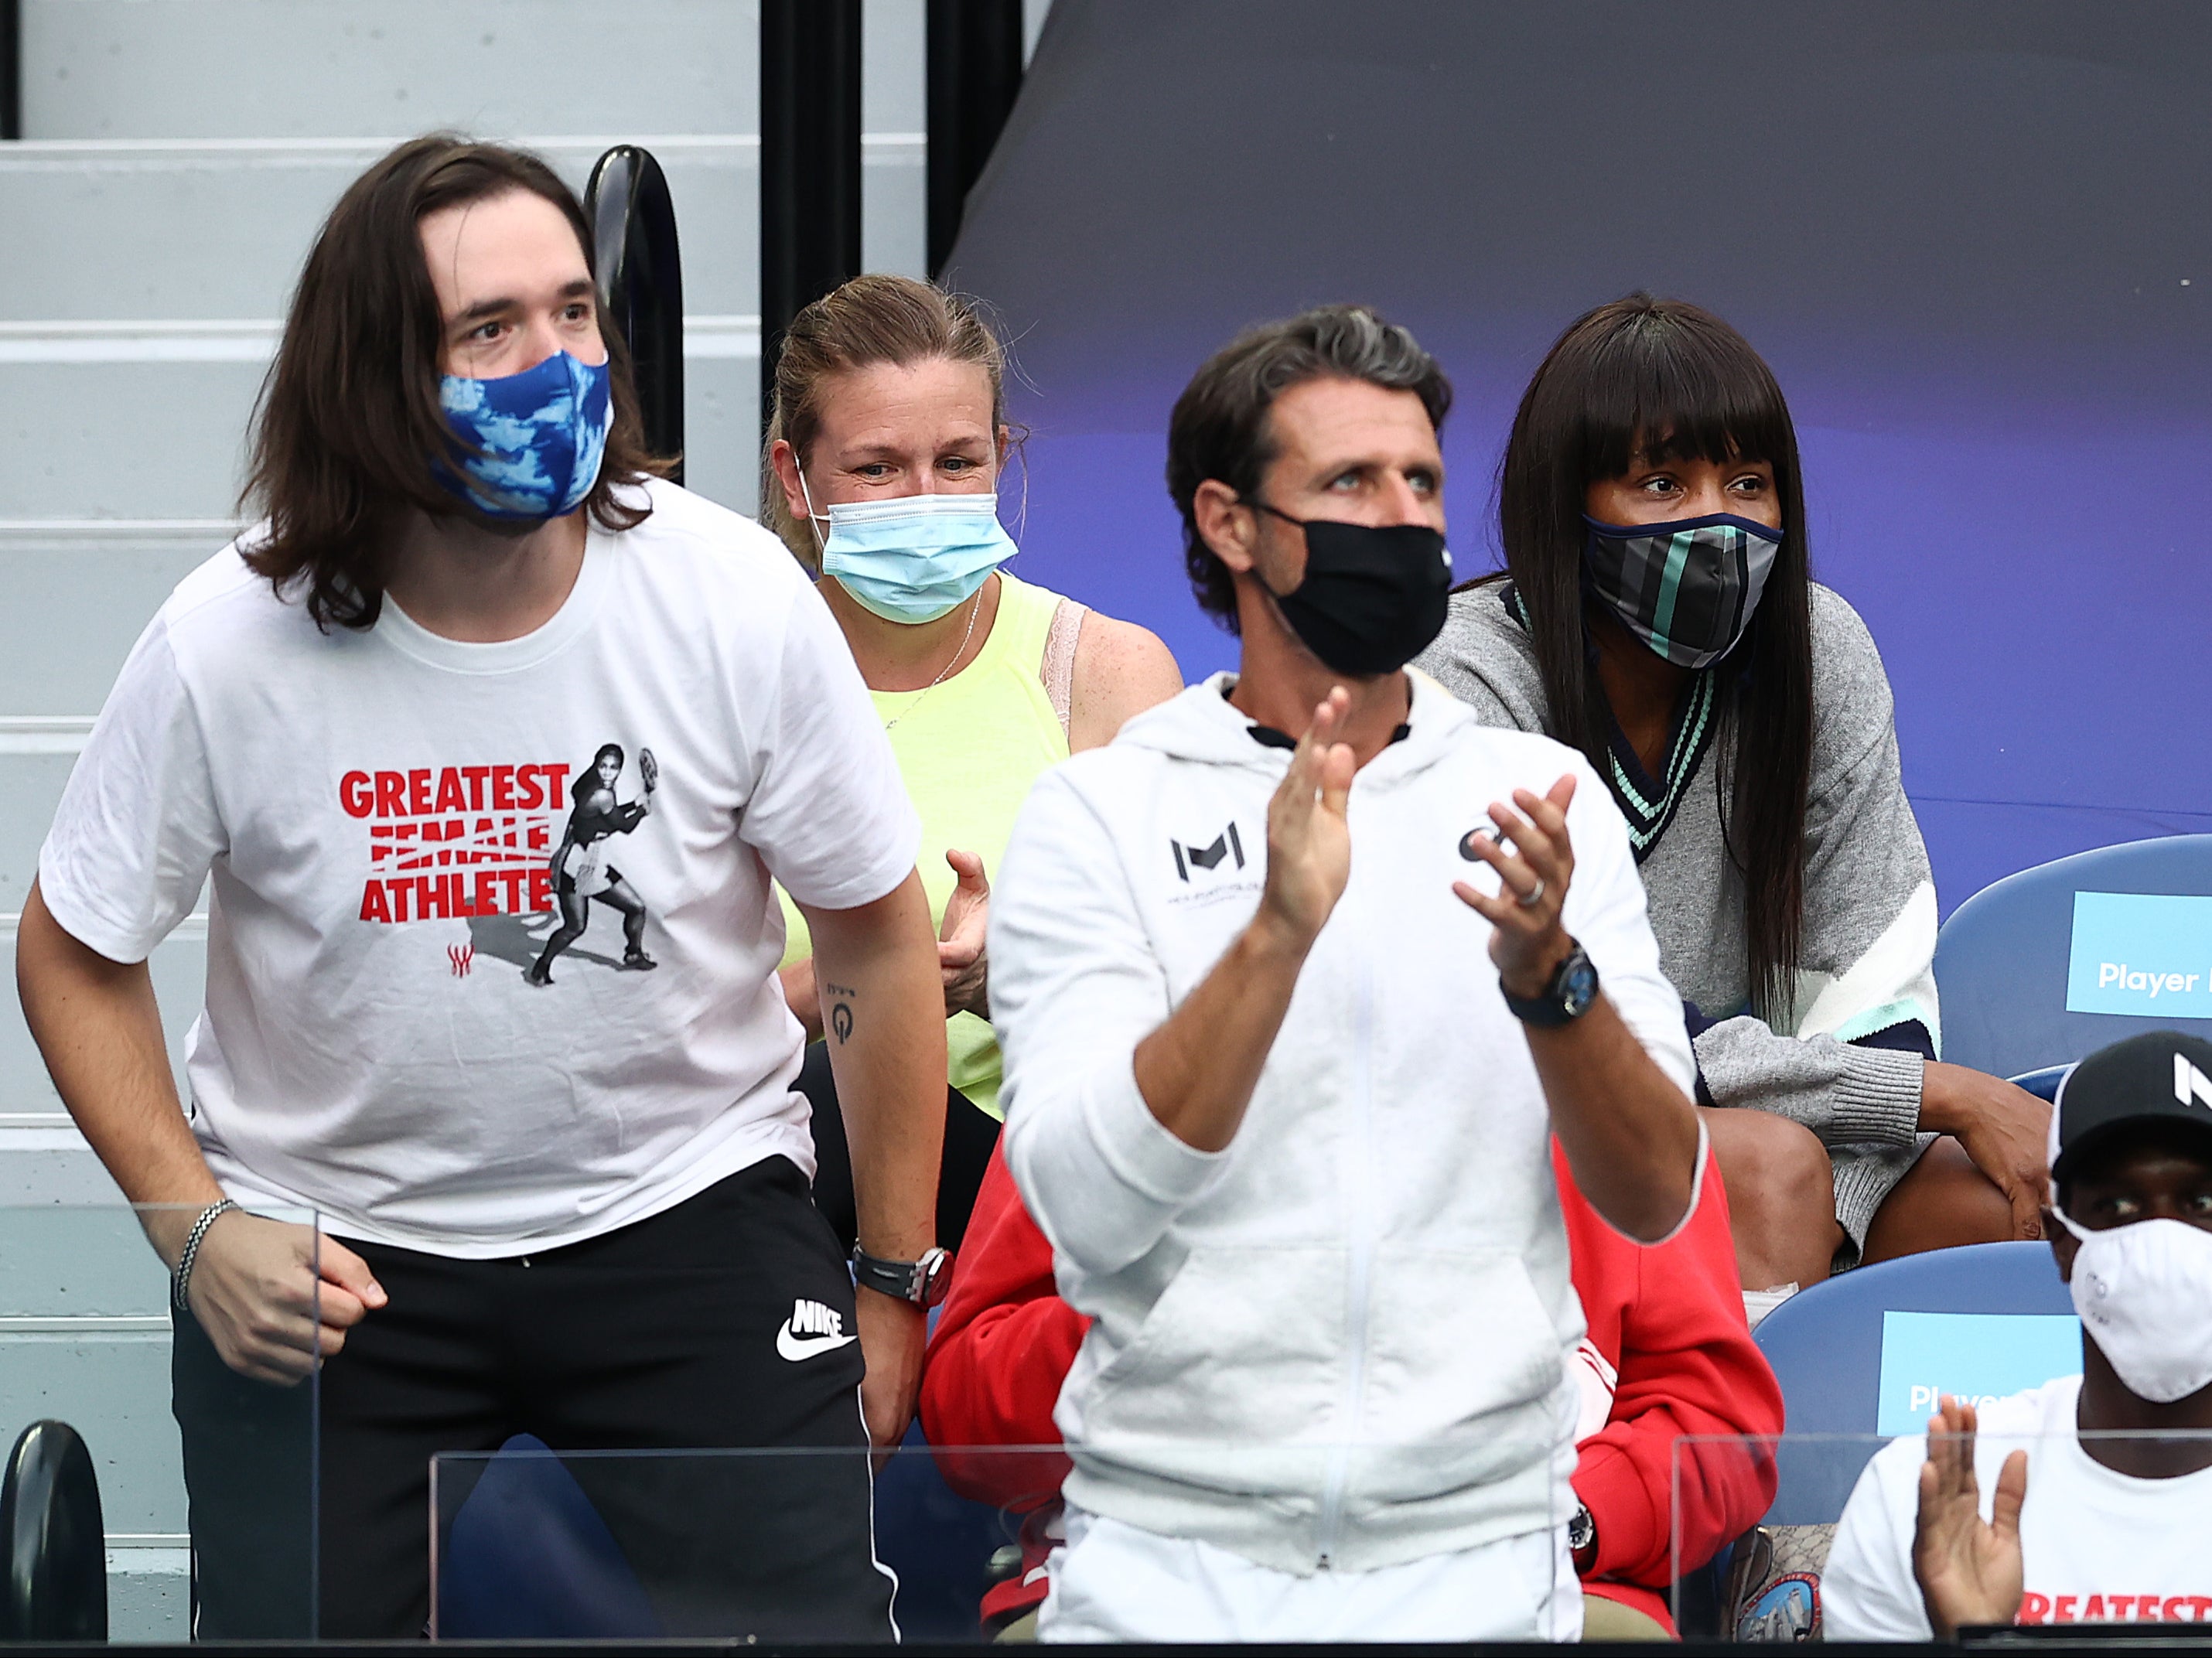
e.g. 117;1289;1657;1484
172;1199;238;1314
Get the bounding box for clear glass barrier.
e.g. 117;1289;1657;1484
1673;1427;2212;1642
429;1440;1565;1643
0;1202;320;1643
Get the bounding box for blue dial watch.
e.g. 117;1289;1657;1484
1501;938;1599;1028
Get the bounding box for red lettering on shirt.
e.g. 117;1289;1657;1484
2107;1597;2135;1620
2019;1594;2051;1626
2085;1597;2108;1622
2055;1596;2078;1622
345;756;580;926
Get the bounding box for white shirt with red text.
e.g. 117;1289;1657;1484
39;479;917;1255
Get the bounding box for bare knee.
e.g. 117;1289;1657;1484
1861;1136;2012;1264
1703;1107;1842;1288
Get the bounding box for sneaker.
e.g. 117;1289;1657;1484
523;964;553;988
620;950;657;972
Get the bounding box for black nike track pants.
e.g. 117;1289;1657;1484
172;1157;893;1641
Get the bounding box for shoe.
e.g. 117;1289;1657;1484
523;964;553;987
620;950;657;971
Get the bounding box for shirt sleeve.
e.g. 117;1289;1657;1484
38;616;224;964
1566;1148;1785;1587
1821;1441;1935;1642
992;764;1229;1282
739;579;920;912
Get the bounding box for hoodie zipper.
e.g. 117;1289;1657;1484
1315;899;1377;1568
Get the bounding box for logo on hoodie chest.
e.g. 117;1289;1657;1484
1167;820;1261;908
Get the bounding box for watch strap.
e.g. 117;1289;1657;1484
852;1245;951;1307
1501;940;1597;1029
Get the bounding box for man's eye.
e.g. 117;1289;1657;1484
855;464;890;479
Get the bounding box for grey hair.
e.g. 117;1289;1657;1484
1165;304;1452;630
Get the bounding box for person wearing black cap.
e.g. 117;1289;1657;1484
1824;1031;2212;1639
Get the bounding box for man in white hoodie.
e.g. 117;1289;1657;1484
987;305;1707;1642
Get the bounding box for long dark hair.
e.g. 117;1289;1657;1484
242;135;667;629
1497;294;1814;1015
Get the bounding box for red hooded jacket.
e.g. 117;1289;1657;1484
920;1138;1781;1632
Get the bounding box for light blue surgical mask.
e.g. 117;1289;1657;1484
435;350;611;521
806;485;1016;624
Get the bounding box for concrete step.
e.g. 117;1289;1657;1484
0;136;908;321
21;0;923;142
0;1325;186;1534
0;346;763;519
0;524;227;715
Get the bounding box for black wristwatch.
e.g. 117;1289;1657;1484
1569;1502;1599;1574
852;1244;953;1308
1501;938;1599;1028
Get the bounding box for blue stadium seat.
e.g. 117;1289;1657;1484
1934;835;2212;1078
437;1435;657;1638
1752;1242;2076;1523
436;1424;1010;1640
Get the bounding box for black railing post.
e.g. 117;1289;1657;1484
760;0;862;425
927;0;1026;278
2;0;23;142
585;145;686;484
0;1421;108;1642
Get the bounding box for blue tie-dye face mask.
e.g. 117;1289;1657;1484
435;350;612;521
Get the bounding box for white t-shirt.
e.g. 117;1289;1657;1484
39;479;920;1256
1824;1375;2212;1638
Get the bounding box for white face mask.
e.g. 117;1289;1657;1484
2055;1208;2212;1404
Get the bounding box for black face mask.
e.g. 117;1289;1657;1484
1247;501;1452;676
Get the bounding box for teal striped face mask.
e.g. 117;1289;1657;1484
1582;511;1781;670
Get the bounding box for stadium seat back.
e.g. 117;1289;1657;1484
1935;835;2212;1078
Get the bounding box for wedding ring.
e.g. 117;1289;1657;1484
1517;877;1546;909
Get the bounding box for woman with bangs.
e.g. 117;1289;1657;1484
1418;294;2049;1298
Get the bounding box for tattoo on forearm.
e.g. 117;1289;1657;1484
824;981;858;1045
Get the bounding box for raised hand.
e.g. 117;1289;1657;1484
938;848;991;1020
1452;776;1578;997
1258;688;1356;950
1912;1395;2028;1639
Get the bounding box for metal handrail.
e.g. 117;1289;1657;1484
0;1420;107;1641
926;0;1026;278
760;0;862;418
585;145;685;483
2;0;22;141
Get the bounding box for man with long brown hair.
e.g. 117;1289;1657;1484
18;135;947;1639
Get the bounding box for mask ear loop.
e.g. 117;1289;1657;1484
796;469;830;559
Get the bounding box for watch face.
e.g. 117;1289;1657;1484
1561;955;1599;1017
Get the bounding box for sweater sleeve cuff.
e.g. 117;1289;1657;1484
1827;1046;1925;1145
1083;1049;1231;1209
1572;1440;1661;1581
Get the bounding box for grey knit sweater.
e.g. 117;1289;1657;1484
1416;581;1938;1263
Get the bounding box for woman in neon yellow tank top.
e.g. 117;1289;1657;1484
763;275;1183;1251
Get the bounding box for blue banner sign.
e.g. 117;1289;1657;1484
1876;1311;2081;1436
2065;892;2212;1018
